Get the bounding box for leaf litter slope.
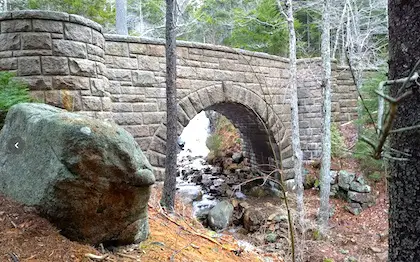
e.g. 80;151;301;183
0;184;263;262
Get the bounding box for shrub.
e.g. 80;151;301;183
353;70;387;175
206;133;222;156
368;171;383;182
0;72;32;128
354;137;383;175
331;123;346;158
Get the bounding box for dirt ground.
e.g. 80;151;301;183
0;185;262;262
0;179;388;262
303;180;388;262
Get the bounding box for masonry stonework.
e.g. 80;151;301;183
0;11;359;181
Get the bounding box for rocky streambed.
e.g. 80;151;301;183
175;151;294;256
175;150;378;258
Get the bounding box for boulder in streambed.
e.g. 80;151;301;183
0;103;155;245
207;200;234;230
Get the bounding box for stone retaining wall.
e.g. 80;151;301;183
0;10;112;120
297;59;358;159
0;10;360;180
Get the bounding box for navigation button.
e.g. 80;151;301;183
7;136;25;154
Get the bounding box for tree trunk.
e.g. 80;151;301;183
116;0;128;35
318;0;332;235
160;0;177;211
388;1;420;261
283;0;304;232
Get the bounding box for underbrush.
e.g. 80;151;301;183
0;72;32;128
353;70;387;181
206;114;241;163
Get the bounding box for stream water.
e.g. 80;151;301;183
176;111;219;218
175;112;287;257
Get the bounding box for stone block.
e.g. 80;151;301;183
22;33;52;50
14;76;52;90
96;62;107;76
196;68;215;80
1;19;31;33
113;112;142;125
113;57;138;69
53;76;90;90
42;57;69;75
132;103;158;112
69;58;96;77
82;96;102;111
18;57;41;76
0;33;20;51
197;88;211;108
44;90;61;107
143;112;165;124
348;191;374;204
33;19;64;33
45;90;82;111
137;55;160;71
87;54;104;63
187;92;203;112
12;10;69;20
120;86;144;95
177;106;190;127
90;78;107;96
135;137;151;151
101;96;112;111
87;44;104;58
69;14;102;32
123;125;150;137
107;69;132;81
29;90;45;102
51;33;64;39
132;71;156;86
0;57;17;70
64;23;92;43
13;50;53;56
111;94;145;103
129;43;147;54
149;139;166;155
105;81;121;94
0;51;12;58
113;103;133;112
52;39;87;58
146;44;165;56
105;42;128;56
92;30;105;49
207;85;225;104
145;88;165;98
179;98;196;119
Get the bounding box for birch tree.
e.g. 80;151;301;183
277;0;304;232
116;0;128;34
388;1;420;260
160;0;177;211
318;0;332;235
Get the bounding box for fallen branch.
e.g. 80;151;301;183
84;253;109;261
156;208;237;252
170;243;192;261
116;253;139;260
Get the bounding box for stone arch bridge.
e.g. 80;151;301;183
0;10;358;180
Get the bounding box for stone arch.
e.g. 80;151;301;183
146;82;293;181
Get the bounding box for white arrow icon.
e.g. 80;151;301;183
14;142;19;149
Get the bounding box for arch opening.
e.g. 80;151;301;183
147;84;292;181
205;102;279;169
